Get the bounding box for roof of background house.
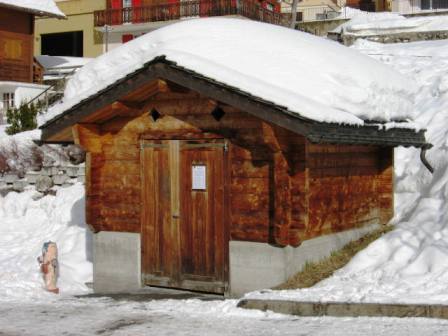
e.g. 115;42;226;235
0;0;65;19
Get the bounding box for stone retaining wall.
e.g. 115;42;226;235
297;18;349;37
337;30;448;46
0;163;85;192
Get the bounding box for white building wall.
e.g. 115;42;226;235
0;82;48;124
15;85;48;107
392;0;422;13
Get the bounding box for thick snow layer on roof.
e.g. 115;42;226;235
42;18;417;127
334;8;448;36
0;0;65;18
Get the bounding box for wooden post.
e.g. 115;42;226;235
290;0;299;29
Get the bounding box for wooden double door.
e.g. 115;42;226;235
141;139;228;294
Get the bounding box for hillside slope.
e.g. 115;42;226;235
248;39;448;304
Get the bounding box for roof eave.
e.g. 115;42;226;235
40;58;430;149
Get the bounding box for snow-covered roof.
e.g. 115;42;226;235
0;0;65;18
42;18;417;127
36;55;93;81
36;55;92;70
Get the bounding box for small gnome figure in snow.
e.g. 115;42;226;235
37;241;59;294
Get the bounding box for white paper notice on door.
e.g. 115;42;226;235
192;165;207;190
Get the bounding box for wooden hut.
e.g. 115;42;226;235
39;19;429;296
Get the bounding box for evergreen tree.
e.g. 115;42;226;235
6;102;38;135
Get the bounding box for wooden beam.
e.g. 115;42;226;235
151;98;215;115
72;123;102;153
41;65;158;141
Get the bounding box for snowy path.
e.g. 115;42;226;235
1;298;448;336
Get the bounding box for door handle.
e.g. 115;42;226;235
172;214;179;219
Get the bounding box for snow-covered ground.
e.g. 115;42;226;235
1;179;444;332
1;298;448;336
247;39;448;304
0;184;92;302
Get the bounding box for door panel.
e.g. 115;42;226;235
180;141;225;283
141;141;177;285
141;139;227;293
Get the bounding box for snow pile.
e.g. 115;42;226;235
43;18;417;128
334;7;405;34
0;0;65;18
246;39;448;304
334;8;448;36
0;129;42;174
0;184;92;301
0;129;69;174
337;6;404;22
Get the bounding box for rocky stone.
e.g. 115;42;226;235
12;180;27;192
25;172;39;184
32;192;44;201
66;145;86;165
42;166;60;176
3;173;18;184
65;166;80;178
35;176;54;193
52;174;69;186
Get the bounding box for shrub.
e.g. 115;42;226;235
6;102;38;135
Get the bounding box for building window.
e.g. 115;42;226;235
41;31;84;57
434;0;448;9
2;93;15;110
421;0;431;9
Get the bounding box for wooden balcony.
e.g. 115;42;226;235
94;0;290;28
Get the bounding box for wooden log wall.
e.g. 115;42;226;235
73;81;393;247
73;122;142;233
305;144;393;240
0;8;34;83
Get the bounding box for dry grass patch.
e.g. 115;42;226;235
275;225;393;290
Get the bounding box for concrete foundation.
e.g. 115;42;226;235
93;231;141;293
229;224;380;297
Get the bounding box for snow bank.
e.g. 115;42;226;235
0;128;70;174
43;18;417;127
334;8;448;36
246;39;448;304
0;0;65;18
0;184;92;302
0;129;41;173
